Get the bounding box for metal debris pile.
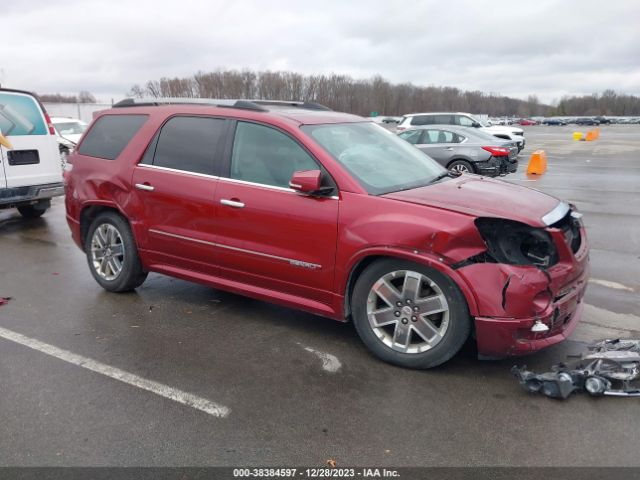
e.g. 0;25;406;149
512;339;640;399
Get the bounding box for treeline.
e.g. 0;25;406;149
126;69;638;117
38;91;96;103
554;90;640;116
128;70;549;117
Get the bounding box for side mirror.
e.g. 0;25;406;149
472;121;481;128
289;170;332;196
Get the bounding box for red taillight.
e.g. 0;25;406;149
43;111;56;135
482;146;510;156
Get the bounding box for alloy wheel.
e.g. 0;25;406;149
366;270;450;354
90;223;125;281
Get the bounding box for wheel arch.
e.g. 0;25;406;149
342;249;480;320
79;202;127;247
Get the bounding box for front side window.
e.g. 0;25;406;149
457;115;475;127
0;92;47;136
230;122;318;188
79;114;148;160
410;115;431;126
303;122;445;195
149;116;225;175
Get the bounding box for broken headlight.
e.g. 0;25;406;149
475;218;559;268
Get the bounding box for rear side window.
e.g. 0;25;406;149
146;116;226;176
79;115;147;160
424;130;462;144
0;92;47;136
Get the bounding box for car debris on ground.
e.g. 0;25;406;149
512;339;640;399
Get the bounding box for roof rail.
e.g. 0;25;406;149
112;98;331;112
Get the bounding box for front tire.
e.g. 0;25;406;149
85;212;147;292
352;259;470;369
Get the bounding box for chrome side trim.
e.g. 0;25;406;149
148;228;217;247
138;163;220;180
219;176;296;193
542;201;570;226
215;243;321;269
148;228;321;270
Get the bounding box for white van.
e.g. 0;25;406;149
0;88;64;218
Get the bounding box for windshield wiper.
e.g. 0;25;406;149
429;171;458;184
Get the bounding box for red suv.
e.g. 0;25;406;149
65;99;589;368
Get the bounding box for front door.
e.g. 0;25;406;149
213;121;339;304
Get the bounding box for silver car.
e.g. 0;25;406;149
397;125;519;176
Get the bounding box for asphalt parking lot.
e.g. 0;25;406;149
1;125;639;467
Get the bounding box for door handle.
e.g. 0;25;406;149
135;183;155;192
444;147;454;151
220;199;245;208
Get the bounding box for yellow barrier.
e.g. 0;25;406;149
527;150;547;175
585;131;596;141
573;131;583;141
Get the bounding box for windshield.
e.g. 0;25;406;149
54;121;87;135
302;122;446;195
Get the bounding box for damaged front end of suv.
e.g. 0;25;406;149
454;202;589;358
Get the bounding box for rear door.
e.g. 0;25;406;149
0;91;61;188
416;129;455;164
130;115;229;275
213;120;339;304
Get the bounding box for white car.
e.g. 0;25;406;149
0;88;64;218
397;112;526;151
51;117;88;161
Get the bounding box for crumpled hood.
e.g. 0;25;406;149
382;175;561;227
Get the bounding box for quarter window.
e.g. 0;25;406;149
150;116;225;175
230;122;318;188
79;114;148;160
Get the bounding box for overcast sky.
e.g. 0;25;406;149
2;0;639;104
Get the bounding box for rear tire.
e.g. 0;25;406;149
18;203;48;218
448;159;474;174
85;211;147;292
351;259;470;369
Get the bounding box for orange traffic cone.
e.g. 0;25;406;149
527;150;547;175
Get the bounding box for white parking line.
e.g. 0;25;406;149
589;278;635;292
0;325;230;418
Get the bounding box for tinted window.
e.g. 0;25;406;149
230;122;318;188
433;115;454;125
410;115;431;126
151;116;225;175
398;130;423;144
79;115;148;160
0;92;47;136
